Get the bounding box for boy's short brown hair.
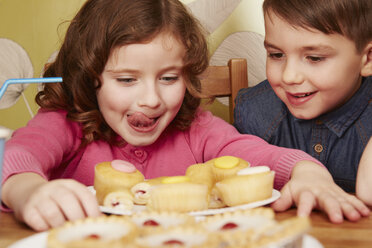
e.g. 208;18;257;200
263;0;372;52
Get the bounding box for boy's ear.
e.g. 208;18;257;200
361;42;372;77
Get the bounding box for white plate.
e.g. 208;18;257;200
87;186;281;216
8;232;323;248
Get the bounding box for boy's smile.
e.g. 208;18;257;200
97;32;186;146
264;12;365;120
285;91;317;106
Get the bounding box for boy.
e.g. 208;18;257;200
234;0;372;209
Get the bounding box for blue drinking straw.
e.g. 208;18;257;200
0;77;62;203
0;77;63;100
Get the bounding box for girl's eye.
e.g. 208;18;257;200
116;78;135;83
160;76;179;82
306;56;324;62
268;52;284;59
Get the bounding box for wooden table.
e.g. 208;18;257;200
1;209;372;248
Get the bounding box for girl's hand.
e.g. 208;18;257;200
271;161;370;223
2;173;101;231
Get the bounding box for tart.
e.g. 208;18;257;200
131;211;195;234
134;226;220;248
47;215;137;248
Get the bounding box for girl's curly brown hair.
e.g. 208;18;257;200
37;0;209;147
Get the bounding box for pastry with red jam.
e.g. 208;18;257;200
134;226;220;248
131;211;195;234
47;215;137;248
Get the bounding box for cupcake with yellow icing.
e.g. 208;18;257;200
147;176;209;212
206;156;250;182
94;160;144;207
215;166;274;207
185;163;215;192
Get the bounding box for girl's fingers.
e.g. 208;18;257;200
296;190;316;217
50;187;86;222
37;198;66;228
63;181;101;217
22;207;50;232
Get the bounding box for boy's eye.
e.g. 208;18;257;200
268;52;284;59
306;56;324;62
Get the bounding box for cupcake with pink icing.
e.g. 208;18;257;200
94;160;145;210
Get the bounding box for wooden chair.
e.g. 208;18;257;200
200;58;248;123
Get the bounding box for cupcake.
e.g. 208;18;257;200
206;156;250;182
215;166;274;206
146;176;209;212
185;163;215;192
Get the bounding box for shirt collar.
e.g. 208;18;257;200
318;77;372;137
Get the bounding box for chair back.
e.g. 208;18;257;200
200;58;248;123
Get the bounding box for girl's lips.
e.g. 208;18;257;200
127;112;160;133
286;91;317;106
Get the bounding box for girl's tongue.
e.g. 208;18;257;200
128;112;156;127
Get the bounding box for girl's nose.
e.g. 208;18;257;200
282;60;304;85
137;83;161;108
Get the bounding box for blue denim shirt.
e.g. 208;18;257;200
234;76;372;192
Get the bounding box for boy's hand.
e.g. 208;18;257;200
2;173;101;231
271;161;370;223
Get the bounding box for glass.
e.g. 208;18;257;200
0;77;62;204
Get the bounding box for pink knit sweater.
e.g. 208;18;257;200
2;109;322;190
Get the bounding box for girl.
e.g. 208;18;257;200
1;0;368;231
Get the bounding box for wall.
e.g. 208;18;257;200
0;0;265;130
